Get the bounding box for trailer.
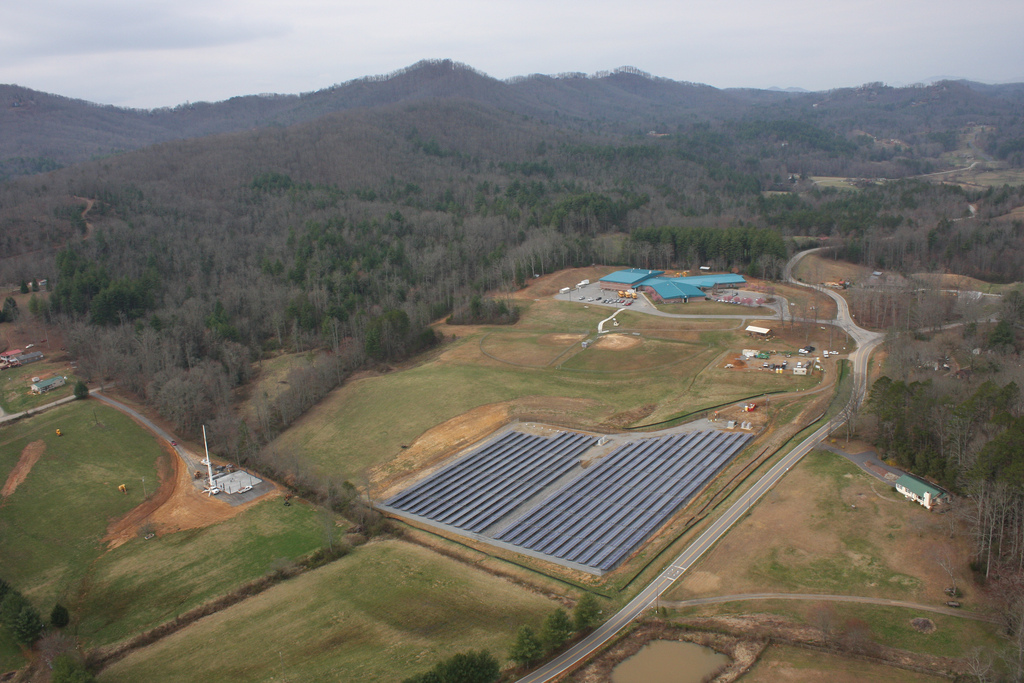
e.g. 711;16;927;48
559;287;571;294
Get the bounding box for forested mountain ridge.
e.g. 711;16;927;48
1;58;1023;469
4;59;1024;181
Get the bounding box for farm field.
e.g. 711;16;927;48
97;540;561;683
665;449;984;609
0;400;327;664
270;298;819;486
742;643;948;682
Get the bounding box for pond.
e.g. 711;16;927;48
612;640;731;683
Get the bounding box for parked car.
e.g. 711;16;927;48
945;601;961;608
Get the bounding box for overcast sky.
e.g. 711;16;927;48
3;0;1023;109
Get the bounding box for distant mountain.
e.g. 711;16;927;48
1;59;1022;179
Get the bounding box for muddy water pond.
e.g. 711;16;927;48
612;640;730;683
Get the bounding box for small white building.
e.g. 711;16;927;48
895;474;948;510
31;376;65;394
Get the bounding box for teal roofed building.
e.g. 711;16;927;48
641;278;706;302
894;474;948;510
676;273;747;289
598;269;664;289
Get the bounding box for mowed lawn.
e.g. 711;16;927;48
0;402;160;604
98;540;561;683
271;300;811;483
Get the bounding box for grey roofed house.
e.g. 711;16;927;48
13;351;44;365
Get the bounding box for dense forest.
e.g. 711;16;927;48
1;61;1023;486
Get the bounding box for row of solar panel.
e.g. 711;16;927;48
385;430;596;533
496;431;750;570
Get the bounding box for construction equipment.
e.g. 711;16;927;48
55;429;62;437
118;484;127;494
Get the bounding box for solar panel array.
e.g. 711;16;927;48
497;431;750;571
385;430;596;533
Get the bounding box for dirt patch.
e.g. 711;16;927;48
102;442;279;550
373;402;512;495
1;440;45;498
911;618;936;634
375;396;602;498
509;267;616;300
540;333;586;346
592;334;642;351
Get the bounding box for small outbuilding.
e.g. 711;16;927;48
745;325;772;339
894;474;948;510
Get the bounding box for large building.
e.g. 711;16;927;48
597;269;746;303
597;269;664;290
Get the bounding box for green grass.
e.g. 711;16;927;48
76;500;326;646
0;625;24;672
98;540;561;683
272;311;804;482
0;361;79;413
0;402;161;603
0;400;328;651
655;301;774;316
559;337;703;373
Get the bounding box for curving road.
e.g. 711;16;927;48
516;249;886;683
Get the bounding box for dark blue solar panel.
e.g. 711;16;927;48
385;430;596;532
497;430;750;571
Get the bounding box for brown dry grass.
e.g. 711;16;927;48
666;450;981;610
743;644;946;682
1;439;45;498
592;334;642;351
510;266;619;299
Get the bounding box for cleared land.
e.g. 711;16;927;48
740;643;947;682
0;401;326;664
270;297;820;488
665;449;985;610
98;540;561;683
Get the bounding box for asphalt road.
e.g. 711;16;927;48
516;249;885;683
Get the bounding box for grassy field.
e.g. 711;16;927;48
0;402;161;602
654;300;774;316
270;298;817;484
0;401;328;662
0;360;79;413
98;540;561;683
810;176;860;190
744;643;948;682
75;499;326;646
665;447;981;608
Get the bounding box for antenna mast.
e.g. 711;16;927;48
203;425;216;493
